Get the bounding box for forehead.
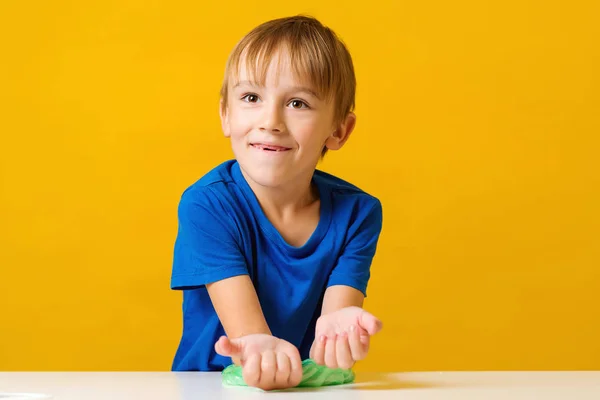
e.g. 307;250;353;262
228;46;322;94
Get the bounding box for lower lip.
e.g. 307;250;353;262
250;144;291;154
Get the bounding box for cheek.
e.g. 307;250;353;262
228;110;254;138
292;119;330;147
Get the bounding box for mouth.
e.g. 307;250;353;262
250;143;292;152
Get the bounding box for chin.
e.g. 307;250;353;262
239;160;289;188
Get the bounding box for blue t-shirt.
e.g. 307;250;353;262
170;160;383;371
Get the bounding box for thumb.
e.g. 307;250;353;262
214;336;243;358
358;311;383;336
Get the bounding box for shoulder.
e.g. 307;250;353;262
182;159;236;195
315;169;382;216
180;159;238;202
177;160;241;224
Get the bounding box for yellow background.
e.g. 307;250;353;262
1;0;599;371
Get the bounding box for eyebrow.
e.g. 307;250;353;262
233;80;322;100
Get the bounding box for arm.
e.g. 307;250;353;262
208;276;302;390
172;191;301;389
206;275;271;362
311;200;384;368
172;193;270;340
325;199;383;298
321;199;383;317
206;275;271;365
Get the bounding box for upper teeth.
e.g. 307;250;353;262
256;144;285;151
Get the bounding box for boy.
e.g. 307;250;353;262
171;15;384;390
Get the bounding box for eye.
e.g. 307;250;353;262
241;94;260;103
288;99;309;109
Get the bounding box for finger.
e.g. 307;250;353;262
214;336;242;358
360;333;371;356
335;332;354;369
259;350;277;390
348;325;365;361
287;348;303;387
275;352;291;388
312;335;326;365
214;336;229;356
358;311;383;336
355;324;371;348
324;334;338;369
242;353;261;388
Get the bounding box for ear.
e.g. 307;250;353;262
219;98;231;138
324;112;356;151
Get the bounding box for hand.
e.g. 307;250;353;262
309;306;382;369
215;334;303;391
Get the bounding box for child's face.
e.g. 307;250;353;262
220;49;353;189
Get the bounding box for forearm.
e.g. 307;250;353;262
206;275;271;338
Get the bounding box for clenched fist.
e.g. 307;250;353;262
215;334;303;390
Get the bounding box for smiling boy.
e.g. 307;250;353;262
171;15;384;390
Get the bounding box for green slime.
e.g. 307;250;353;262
222;359;355;388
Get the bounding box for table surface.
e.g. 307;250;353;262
1;371;599;399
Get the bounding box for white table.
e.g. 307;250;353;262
1;371;599;399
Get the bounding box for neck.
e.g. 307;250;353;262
239;168;318;219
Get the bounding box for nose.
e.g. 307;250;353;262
259;102;285;133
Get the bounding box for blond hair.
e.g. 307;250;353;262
219;16;356;155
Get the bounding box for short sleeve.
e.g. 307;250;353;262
170;189;249;290
326;199;383;297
